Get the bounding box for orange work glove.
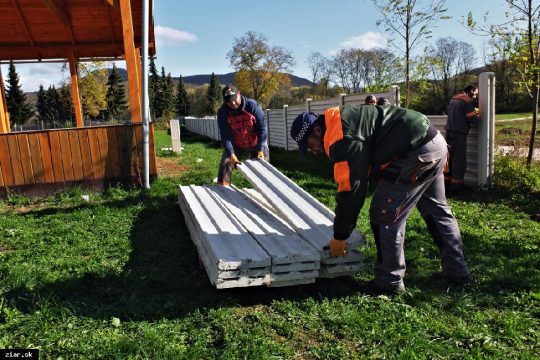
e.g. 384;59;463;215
328;238;348;258
256;150;265;159
230;154;240;169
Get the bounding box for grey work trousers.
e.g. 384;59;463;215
445;130;468;182
217;143;270;184
369;132;469;290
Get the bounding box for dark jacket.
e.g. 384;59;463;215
445;93;479;134
323;105;431;239
217;95;267;155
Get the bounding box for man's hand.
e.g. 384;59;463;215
327;238;348;257
256;151;265;159
230;154;240;169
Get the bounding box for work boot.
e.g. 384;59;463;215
433;271;474;285
365;280;406;295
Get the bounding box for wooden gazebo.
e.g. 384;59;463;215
0;0;157;196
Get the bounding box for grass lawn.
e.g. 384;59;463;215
495;112;532;121
0;130;539;359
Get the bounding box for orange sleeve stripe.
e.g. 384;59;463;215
334;161;351;192
323;106;343;156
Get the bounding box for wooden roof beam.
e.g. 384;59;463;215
11;0;35;47
42;0;76;45
104;1;116;43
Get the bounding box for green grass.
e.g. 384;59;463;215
495;112;532;121
0;130;539;359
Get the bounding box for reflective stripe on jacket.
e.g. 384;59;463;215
323;105;430;239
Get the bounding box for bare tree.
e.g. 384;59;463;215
468;0;540;165
372;0;449;107
227;31;295;106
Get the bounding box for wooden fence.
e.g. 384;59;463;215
0;124;157;197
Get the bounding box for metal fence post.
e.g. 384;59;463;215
283;105;289;150
478;72;496;188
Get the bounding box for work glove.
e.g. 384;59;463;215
326;238;348;258
256;150;265;159
230;154;240;169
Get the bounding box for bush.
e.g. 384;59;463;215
494;155;540;193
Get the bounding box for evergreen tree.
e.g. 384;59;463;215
148;57;160;119
58;85;74;126
162;71;176;120
206;72;222;115
175;75;190;116
5;60;33;126
36;85;47;127
44;86;60;128
106;64;128;121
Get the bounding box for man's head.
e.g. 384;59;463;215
223;84;241;109
377;96;390;106
365;95;377;105
464;85;478;100
290;112;325;155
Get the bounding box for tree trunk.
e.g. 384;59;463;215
527;86;538;165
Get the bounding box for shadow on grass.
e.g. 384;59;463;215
5;189;366;322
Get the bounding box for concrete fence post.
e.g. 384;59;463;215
390;85;400;107
266;109;271;147
170;119;182;153
283;105;289;150
478;72;496;188
306;98;312;113
340;93;347;106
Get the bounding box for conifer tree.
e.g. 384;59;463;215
175;75;190;116
106;64;128;121
58;85;74;126
148;57;160;119
5;60;33;126
36;85;48;127
162;71;176;120
44;86;60;128
206;72;222;115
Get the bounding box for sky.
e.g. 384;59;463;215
2;0;510;92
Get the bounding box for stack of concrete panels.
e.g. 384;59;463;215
237;159;365;277
179;185;270;289
179;185;321;288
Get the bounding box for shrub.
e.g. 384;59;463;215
494;155;540;193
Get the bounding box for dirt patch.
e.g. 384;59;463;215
156;157;190;178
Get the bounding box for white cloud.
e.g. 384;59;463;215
155;25;197;46
20;76;53;92
29;63;64;76
331;31;388;55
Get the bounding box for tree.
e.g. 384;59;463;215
307;52;333;96
148;57;160;120
44;86;60;127
161;71;176;120
372;0;449;107
176;75;190;116
36;85;48;127
58;84;74;126
227;31;295;106
206;72;221;115
105;64;128;122
468;0;540;166
5;60;33;126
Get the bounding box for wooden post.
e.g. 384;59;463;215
68;52;84;128
119;0;142;123
0;67;10;133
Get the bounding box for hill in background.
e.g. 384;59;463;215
109;68;312;87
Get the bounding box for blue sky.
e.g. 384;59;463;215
3;0;509;92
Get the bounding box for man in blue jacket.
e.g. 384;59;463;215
216;84;269;185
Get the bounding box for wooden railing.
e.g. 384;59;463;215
0;124;157;197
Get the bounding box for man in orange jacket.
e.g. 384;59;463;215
290;105;471;294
